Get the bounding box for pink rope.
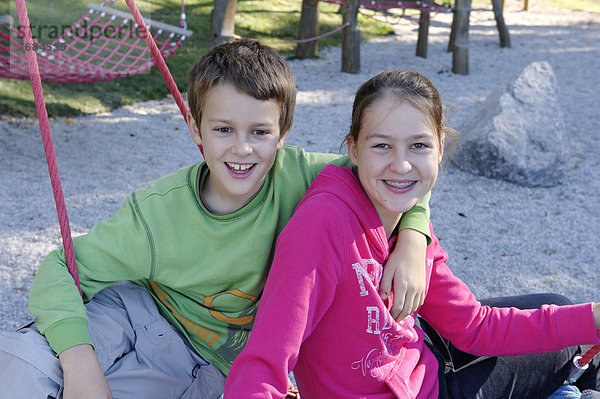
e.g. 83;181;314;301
13;0;83;296
235;22;350;45
123;0;202;154
180;0;187;29
123;0;187;119
9;0;193;299
577;344;600;368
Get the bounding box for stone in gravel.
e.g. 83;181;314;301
452;61;566;187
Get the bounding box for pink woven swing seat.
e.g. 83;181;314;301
0;1;192;83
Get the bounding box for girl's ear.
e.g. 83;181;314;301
438;136;445;164
347;136;359;166
186;112;202;146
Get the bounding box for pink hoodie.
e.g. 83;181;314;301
224;165;600;398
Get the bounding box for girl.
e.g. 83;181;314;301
223;70;600;398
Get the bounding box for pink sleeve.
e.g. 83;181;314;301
419;233;600;356
224;198;346;398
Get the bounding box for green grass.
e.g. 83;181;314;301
532;0;600;12
471;0;600;12
0;0;392;118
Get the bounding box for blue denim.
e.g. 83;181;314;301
0;282;226;399
548;385;581;399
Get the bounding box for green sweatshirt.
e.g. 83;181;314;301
28;146;430;375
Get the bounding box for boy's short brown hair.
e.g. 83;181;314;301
188;39;297;137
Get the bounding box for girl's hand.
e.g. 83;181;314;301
59;344;113;399
380;228;427;321
286;378;301;398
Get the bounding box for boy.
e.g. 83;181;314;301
0;39;430;398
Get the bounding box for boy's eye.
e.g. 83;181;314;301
253;129;268;136
412;143;427;149
216;127;232;133
374;143;390;149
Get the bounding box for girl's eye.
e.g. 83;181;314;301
412;143;427;149
374;143;390;149
254;129;268;136
216;127;232;133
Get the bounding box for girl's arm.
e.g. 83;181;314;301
380;192;431;321
420;231;600;355
225;198;344;398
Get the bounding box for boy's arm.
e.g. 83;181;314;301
299;149;349;184
380;192;431;321
28;194;153;355
31;204;151;398
59;345;113;399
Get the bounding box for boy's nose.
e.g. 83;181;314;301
232;138;252;156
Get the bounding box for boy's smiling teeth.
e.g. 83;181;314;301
384;180;415;189
226;162;254;171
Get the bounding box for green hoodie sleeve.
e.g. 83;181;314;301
397;191;431;245
28;193;154;355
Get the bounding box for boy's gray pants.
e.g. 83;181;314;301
0;282;226;398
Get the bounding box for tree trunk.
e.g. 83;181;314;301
416;10;430;58
211;0;238;46
452;0;471;75
296;0;320;59
341;0;360;73
492;0;511;48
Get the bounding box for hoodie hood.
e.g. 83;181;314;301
298;164;392;263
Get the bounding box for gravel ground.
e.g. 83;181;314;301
1;0;599;330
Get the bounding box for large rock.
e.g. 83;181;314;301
452;61;566;187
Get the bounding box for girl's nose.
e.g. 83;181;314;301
390;152;412;174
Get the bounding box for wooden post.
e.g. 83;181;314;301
296;0;320;59
341;0;360;73
452;0;471;75
491;0;511;48
211;0;238;46
416;7;430;58
447;4;458;52
524;0;529;11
